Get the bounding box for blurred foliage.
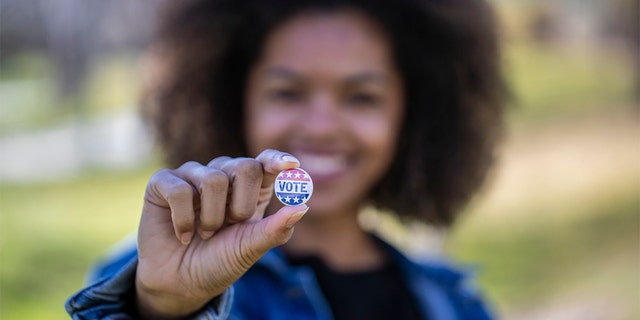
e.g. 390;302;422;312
0;54;139;135
0;52;59;133
493;0;638;125
504;41;635;123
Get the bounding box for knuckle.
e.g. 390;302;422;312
178;161;201;170
201;170;229;193
148;168;171;185
257;149;276;160
235;159;263;180
167;182;194;202
262;148;276;155
207;156;231;167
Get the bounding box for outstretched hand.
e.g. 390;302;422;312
135;149;308;318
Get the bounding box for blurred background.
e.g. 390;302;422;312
0;0;638;319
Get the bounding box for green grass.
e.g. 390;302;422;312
0;168;156;320
446;189;640;318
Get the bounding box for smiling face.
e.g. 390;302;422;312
245;9;405;217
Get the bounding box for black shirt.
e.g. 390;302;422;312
288;255;425;320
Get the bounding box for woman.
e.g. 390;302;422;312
66;0;506;319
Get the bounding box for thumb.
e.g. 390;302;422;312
249;204;309;253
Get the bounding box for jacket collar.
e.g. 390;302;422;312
254;233;466;319
254;233;466;285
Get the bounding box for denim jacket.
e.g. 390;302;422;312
66;235;494;320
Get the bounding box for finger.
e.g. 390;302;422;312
174;162;229;240
255;149;300;188
220;158;263;223
148;167;197;245
207;156;232;169
196;169;229;239
248;204;309;253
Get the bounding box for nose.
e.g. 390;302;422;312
301;93;342;138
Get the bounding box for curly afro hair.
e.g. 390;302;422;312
141;0;507;226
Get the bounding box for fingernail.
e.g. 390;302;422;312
200;230;215;240
286;206;309;229
281;155;300;165
180;232;193;245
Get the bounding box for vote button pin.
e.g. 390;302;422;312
274;168;313;206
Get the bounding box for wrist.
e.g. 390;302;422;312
135;276;209;319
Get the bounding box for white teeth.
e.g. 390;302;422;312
297;154;347;175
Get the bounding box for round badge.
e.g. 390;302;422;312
274;168;313;206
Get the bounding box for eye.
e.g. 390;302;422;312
269;88;303;103
345;92;381;107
